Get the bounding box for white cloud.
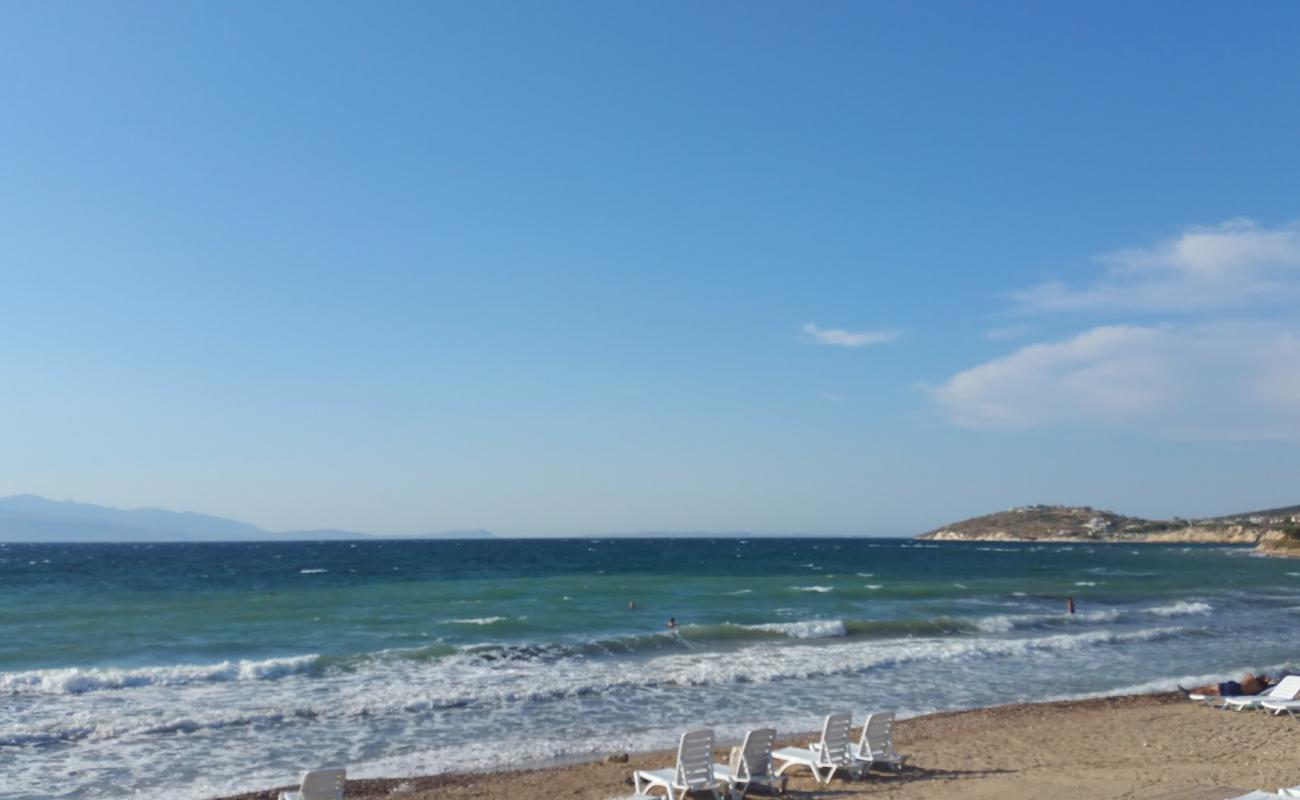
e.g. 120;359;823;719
1015;219;1300;312
802;323;900;347
931;323;1300;441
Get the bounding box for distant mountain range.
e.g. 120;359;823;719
0;495;493;543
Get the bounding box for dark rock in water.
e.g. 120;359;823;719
605;753;629;763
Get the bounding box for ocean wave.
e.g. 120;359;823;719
970;600;1210;633
2;599;1216;700
0;654;320;696
1;708;316;747
742;620;847;639
792;586;834;593
364;626;1197;715
1145;600;1213;617
8;624;1196;747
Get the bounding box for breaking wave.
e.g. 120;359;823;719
0;655;320;696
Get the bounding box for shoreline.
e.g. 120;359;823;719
211;690;1300;800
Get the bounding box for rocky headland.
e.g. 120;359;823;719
917;503;1300;556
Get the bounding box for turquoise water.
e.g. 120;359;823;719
3;538;1298;799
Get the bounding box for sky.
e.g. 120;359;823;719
2;2;1299;536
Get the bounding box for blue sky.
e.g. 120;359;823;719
2;2;1299;535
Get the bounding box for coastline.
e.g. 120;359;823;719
212;690;1300;800
917;533;1300;558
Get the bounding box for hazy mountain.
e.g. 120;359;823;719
0;495;493;543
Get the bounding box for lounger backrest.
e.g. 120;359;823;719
736;727;777;781
299;768;346;800
860;711;896;759
674;729;717;791
818;713;852;766
1268;675;1300;700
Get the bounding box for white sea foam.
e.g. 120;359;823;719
1145;600;1213;617
0;612;1236;800
792;586;833;593
299;568;328;574
4;625;1193;746
743;620;847;639
450;617;507;625
0;654;319;696
865;584;882;589
969;601;1210;633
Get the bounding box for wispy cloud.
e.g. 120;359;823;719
1015;219;1300;312
931;323;1300;441
802;323;900;347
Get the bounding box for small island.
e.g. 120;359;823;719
917;503;1300;555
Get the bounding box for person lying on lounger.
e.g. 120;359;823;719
1180;673;1271;697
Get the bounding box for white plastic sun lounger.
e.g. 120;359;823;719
1220;781;1300;798
278;768;345;800
849;711;909;772
1219;675;1300;711
635;729;723;800
772;712;854;786
712;727;779;799
1261;697;1300;719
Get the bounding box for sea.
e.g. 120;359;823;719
3;537;1297;799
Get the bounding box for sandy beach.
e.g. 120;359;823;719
215;692;1300;800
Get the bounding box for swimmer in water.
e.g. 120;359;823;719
628;600;637;610
666;617;677;629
